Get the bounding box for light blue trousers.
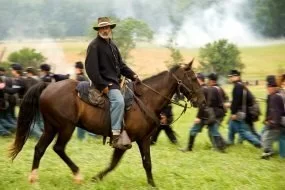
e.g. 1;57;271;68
108;89;125;133
228;120;261;146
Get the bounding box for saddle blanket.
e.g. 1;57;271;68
76;81;134;110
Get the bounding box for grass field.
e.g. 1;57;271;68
0;40;284;189
0;86;285;190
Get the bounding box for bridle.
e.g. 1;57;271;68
138;69;199;125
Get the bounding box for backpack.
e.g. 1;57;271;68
240;83;261;122
277;91;285;127
204;86;225;124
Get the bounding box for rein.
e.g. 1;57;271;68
137;72;196;125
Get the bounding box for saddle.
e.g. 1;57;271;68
75;81;135;110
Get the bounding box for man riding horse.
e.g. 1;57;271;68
85;17;139;149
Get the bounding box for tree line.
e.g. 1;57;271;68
0;0;284;40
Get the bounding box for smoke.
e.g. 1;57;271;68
1;0;279;49
35;39;73;75
155;0;261;47
103;0;268;47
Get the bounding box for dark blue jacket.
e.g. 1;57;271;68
231;81;254;118
266;91;285;129
85;36;136;91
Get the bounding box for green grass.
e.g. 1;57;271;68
1;86;285;190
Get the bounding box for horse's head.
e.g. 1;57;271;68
171;59;206;108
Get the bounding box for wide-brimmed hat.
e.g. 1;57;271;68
208;73;218;81
93;17;116;31
10;63;23;71
196;73;205;81
228;69;240;77
75;61;84;69
40;64;51;72
26;67;37;75
266;75;277;87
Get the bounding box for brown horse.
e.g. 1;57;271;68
9;60;205;187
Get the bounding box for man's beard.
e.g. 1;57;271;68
99;31;112;39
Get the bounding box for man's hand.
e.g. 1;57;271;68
231;114;237;120
224;102;231;108
160;114;167;125
133;75;141;83
0;83;6;89
194;118;201;124
102;86;109;95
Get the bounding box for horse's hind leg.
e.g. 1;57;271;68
52;124;82;183
137;140;156;187
29;122;56;183
92;148;126;181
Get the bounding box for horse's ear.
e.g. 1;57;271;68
185;58;195;70
188;58;194;68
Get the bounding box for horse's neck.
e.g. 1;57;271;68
141;73;177;113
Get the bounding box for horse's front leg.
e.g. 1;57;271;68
92;148;126;181
137;139;156;187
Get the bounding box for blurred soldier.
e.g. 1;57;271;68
206;73;228;150
151;103;178;145
74;61;89;140
227;70;261;148
0;63;25;132
0;76;11;136
75;61;88;82
180;73;226;152
261;75;285;159
0;67;17;127
0;67;6;80
40;63;53;82
25;67;40;89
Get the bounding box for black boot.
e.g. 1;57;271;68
112;133;132;150
180;135;196;152
164;125;178;144
150;126;162;145
213;136;226;153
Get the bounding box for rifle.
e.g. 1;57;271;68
0;47;6;63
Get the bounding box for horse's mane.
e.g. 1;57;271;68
142;64;181;83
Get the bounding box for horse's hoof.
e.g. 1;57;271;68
91;175;102;182
148;180;156;187
73;172;83;184
28;169;38;184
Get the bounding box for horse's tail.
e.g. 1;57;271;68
9;82;48;160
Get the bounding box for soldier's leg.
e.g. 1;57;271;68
163;125;178;144
30;124;43;139
35;113;44;131
6;104;17;124
279;129;285;158
77;128;86;140
238;121;261;148
180;123;203;152
228;120;238;145
248;122;261;140
0;111;16;132
0;123;11;136
208;122;226;152
108;89;130;149
261;126;280;158
150;125;162;145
